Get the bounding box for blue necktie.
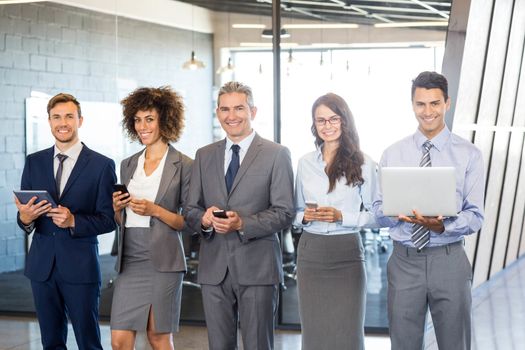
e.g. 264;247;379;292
411;140;433;251
225;144;240;193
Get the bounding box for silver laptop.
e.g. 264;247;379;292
380;167;457;217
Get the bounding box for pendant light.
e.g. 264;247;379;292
216;12;235;75
182;5;205;70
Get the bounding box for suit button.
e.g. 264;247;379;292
52;232;56;236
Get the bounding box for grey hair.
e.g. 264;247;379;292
217;81;255;108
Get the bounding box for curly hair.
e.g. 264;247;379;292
311;93;364;193
121;86;185;143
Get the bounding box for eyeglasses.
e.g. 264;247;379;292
315;116;341;126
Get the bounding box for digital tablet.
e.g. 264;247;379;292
380;167;457;217
13;190;58;208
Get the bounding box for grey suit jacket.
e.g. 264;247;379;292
185;133;295;286
114;145;193;273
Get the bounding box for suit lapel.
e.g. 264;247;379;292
60;144;90;200
154;146;181;204
122;151;141;186
229;134;262;196
216;140;228;198
44;147;59;201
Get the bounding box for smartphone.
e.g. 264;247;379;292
113;184;129;194
305;201;318;209
212;210;228;219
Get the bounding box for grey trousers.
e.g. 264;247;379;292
201;270;279;350
387;240;472;350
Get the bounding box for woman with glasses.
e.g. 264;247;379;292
294;93;378;350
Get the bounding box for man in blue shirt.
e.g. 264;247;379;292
372;71;485;350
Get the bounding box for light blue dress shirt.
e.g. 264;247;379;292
371;127;485;247
294;147;379;235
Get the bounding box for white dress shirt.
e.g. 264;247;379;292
294;147;379;235
54;141;83;195
125;148;168;228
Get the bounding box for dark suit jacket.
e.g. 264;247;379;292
114;145;193;273
17;144;116;284
185;133;295;286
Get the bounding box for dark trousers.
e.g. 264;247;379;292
30;262;102;350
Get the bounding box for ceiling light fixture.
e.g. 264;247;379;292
217;12;235;75
182;51;205;70
216;57;235;74
261;28;290;39
311;43;342;47
182;5;205;70
232;24;266;29
0;0;46;3
286;49;299;76
284;23;359;29
374;21;448;28
239;42;298;47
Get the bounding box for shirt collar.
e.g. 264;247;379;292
54;140;83;161
314;144;324;163
414;126;450;152
225;130;256;152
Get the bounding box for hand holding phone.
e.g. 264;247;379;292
212;210;229;219
305;201;318;210
113;184;129;194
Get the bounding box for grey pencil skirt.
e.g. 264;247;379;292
110;227;184;333
297;231;366;350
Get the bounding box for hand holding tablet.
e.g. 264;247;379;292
14;190;56;225
14;190;57;208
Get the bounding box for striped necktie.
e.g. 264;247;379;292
411;140;433;250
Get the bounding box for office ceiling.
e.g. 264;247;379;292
176;0;452;29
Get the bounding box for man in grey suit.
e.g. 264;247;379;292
186;81;294;350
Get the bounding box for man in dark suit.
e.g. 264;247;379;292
14;93;116;350
186;81;295;350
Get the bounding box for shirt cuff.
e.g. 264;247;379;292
22;222;35;234
201;224;214;239
294;212;311;227
236;230;245;242
442;217;456;235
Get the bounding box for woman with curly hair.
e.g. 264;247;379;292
110;86;192;350
293;93;379;350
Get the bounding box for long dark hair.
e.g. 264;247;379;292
311;93;364;193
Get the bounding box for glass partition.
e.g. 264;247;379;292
230;44;444;329
1;0;449;334
0;1;213;321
